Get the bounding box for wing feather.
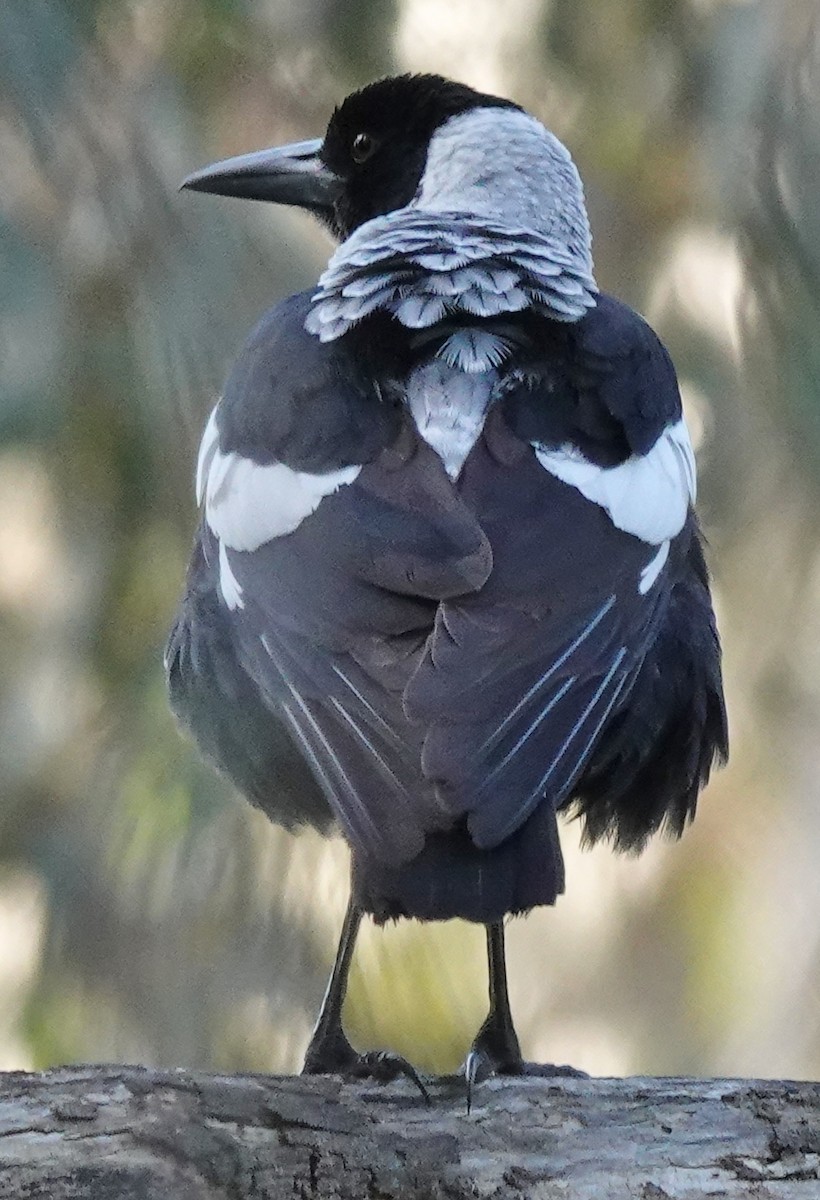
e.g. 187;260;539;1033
170;287;725;909
404;418;671;851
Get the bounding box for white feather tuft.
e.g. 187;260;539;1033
437;329;514;373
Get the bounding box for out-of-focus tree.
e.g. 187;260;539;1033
0;0;818;1081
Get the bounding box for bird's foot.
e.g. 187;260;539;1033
462;1017;587;1113
463;1049;588;1111
462;1012;520;1114
302;1028;430;1102
347;1049;431;1102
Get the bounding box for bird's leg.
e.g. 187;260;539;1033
464;921;586;1111
301;894;430;1101
464;921;522;1105
301;895;362;1074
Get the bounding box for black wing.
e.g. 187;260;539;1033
168;289;726;918
223;432;493;867
165;531;331;831
404;407;677;850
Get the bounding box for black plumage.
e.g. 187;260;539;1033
319;76;522;238
167;74;728;1092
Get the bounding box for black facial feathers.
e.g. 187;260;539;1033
319;74;522;236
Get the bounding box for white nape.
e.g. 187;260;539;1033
534;418;696;545
197;404;361;552
414;107;592;263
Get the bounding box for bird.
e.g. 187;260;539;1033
166;73;728;1101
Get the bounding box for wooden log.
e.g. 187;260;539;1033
0;1066;817;1198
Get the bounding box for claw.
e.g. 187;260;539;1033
464;1048;484;1115
355;1049;431;1103
463;1049;588;1113
463;1043;519;1114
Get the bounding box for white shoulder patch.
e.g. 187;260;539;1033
534;418;696;545
195;406;361;552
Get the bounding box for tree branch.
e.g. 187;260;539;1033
0;1066;817;1198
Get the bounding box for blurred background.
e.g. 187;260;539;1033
1;0;819;1082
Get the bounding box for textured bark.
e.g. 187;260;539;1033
0;1066;818;1198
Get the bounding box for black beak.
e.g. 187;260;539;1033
181;138;340;218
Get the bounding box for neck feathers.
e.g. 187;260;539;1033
306;106;596;349
306;209;597;343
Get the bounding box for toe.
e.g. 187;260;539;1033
354;1050;431;1103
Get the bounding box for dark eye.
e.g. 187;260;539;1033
351;132;377;164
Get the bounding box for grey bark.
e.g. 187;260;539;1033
0;1066;817;1198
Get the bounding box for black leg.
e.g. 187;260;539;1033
301;893;430;1102
484;920;523;1065
464;921;522;1108
302;896;361;1074
464;920;586;1111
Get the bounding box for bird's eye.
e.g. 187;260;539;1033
351;132;377;164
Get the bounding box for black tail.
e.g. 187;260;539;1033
565;532;728;851
352;800;565;924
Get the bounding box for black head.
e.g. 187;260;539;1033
181;74;521;239
318;75;521;236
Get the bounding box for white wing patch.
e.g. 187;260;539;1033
196;405;361;552
218;540;244;610
639;540;670;595
196;407;221;505
534;418;696;545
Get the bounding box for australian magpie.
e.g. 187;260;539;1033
166;73;728;1098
